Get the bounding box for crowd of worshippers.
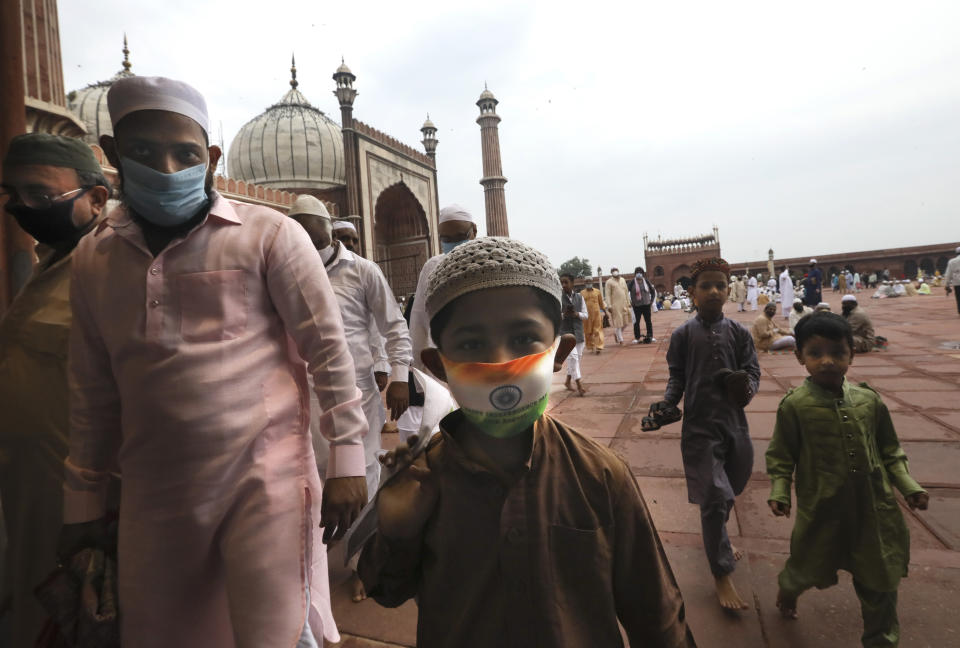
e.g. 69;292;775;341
0;73;943;648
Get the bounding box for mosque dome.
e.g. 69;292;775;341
67;36;134;145
227;58;345;190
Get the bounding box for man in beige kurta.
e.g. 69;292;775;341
603;268;630;345
582;282;606;353
0;134;110;647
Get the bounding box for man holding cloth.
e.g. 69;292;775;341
58;76;367;647
0;134;110;647
628;266;657;344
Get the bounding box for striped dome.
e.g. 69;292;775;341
227;79;345;190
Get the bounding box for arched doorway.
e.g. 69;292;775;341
937;257;949;274
903;260;918;279
920;258;934;276
373;182;430;298
671;265;691;292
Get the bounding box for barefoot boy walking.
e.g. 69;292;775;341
767;312;928;646
653;257;760;610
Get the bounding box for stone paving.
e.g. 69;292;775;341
328;287;960;647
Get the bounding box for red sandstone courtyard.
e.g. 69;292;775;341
327;287;960;647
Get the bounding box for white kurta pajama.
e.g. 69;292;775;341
64;195;367;647
311;244;412;497
746;277;759;311
779;270;795;318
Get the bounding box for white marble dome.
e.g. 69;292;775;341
227;72;344;190
67;39;134;145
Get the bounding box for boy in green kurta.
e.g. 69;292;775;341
766;312;929;647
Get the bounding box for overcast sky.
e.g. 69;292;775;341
60;0;960;270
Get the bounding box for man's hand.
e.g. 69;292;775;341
374;372;389;392
947;286;953;295
56;518;108;564
906;492;929;510
377;435;439;539
320;476;367;544
768;500;791;518
385;380;410;420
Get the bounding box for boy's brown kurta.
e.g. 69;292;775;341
359;412;695;648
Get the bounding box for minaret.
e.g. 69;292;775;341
476;85;508;236
333;59;361;236
420;114;438;160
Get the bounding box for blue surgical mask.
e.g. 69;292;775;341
441;239;468;254
120;157;209;227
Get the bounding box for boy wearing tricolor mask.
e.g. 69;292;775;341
359;238;695;648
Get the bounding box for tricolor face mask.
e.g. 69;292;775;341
440;337;559;439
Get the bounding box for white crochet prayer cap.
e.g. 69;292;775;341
841;295;857;303
438;204;474;224
332;220;356;232
809;258;817;264
289;195;330;219
108;76;209;135
793;297;802;304
425;237;562;320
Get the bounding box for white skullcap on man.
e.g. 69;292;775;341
793;297;802;304
841;294;857;304
108;76;209;136
955;246;960;254
438;204;474;224
809;258;817;264
332;220;356;233
289;195;330;219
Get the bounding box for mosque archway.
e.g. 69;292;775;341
920;258;934;276
671;265;691;287
937;257;949;274
903;260;918;279
373;182;430;298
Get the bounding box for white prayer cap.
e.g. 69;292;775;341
108;76;209;136
955;246;960;254
793;298;802;304
289;195;330;219
809;258;817;264
332;220;357;233
438;204;474;224
841;294;857;303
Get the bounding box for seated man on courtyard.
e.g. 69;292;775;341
752;303;796;352
841;295;881;352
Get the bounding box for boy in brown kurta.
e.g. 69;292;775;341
360;238;695;648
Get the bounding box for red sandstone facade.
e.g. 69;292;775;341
643;228;722;293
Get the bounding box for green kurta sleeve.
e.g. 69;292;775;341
873;395;925;496
766;395;799;506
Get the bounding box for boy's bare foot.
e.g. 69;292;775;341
576;381;587;397
732;544;743;561
715;573;749;610
564;377;575;392
350;571;367;603
776;588;798;619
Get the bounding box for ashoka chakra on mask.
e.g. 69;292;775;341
489;385;522;411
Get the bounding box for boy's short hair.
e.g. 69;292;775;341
690;257;731;284
794;311;854;353
559;273;575;282
425;237;564;345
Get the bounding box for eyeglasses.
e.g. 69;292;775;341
1;186;90;210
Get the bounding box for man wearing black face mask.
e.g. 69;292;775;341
0;133;110;646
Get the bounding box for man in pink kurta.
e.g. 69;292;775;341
60;76;366;647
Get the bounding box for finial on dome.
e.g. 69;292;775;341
290;53;298;89
122;34;131;72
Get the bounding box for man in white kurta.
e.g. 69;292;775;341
290;198;412;497
603;267;630;344
746;275;759;311
779;265;795;318
60;77;366;647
